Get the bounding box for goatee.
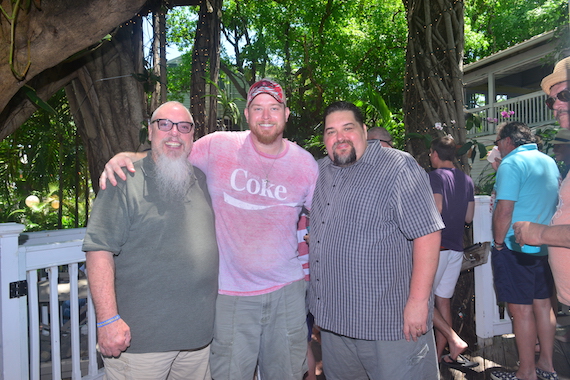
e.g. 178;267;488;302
332;141;357;167
154;154;193;200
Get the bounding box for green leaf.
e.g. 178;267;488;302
22;86;57;115
478;142;488;159
470;145;477;163
456;141;473;156
406;132;426;139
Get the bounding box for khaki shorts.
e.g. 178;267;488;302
103;346;210;380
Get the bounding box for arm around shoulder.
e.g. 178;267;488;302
513;221;570;248
99;151;147;190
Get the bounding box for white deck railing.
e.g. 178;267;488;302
0;200;506;377
467;90;555;137
0;223;103;380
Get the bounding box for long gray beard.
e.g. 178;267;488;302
154;154;193;201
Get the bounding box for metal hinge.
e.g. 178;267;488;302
9;280;28;298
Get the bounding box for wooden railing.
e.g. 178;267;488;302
467;90;556;137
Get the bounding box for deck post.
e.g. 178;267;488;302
473;196;513;347
0;223;28;379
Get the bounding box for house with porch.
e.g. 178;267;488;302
463;30;565;183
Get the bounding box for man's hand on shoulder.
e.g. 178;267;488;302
99;152;146;190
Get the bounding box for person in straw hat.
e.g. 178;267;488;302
542;56;570;131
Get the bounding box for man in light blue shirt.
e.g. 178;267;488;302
491;121;560;380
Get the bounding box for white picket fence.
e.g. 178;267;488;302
0;195;506;378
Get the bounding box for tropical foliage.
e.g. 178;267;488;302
0;89;91;231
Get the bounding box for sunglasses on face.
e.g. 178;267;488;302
545;89;570;110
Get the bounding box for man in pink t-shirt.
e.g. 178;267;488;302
100;80;318;380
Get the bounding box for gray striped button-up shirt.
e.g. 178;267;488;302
308;142;444;341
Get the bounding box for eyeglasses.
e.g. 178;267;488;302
493;137;505;146
545;89;570;110
151;119;195;134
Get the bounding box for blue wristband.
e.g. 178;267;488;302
96;315;120;328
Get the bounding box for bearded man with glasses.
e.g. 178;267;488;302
543;57;570;131
83;101;219;379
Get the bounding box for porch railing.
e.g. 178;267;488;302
467;90;555;137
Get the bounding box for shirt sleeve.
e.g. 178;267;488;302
82;179;129;255
428;171;443;195
495;160;522;202
189;133;212;172
395;157;444;240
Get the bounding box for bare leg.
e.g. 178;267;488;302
433;295;468;360
534;298;556;373
508;303;538;380
306;340;317;380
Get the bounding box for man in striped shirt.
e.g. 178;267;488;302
308;101;444;379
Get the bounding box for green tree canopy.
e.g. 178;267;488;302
464;0;569;62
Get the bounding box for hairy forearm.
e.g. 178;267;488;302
409;230;441;302
403;230;441;341
492;200;514;243
514;222;570;248
126;152;147;162
86;251;118;321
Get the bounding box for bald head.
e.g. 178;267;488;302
367;127;393;148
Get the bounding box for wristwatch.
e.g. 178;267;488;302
493;240;505;249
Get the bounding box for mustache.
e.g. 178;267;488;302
333;140;354;149
163;137;184;144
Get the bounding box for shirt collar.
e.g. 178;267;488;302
504;143;537;160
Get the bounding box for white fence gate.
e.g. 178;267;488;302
0;223;103;380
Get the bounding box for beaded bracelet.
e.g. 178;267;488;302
96;315;120;328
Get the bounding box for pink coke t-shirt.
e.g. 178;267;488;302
190;131;318;295
549;175;570;305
